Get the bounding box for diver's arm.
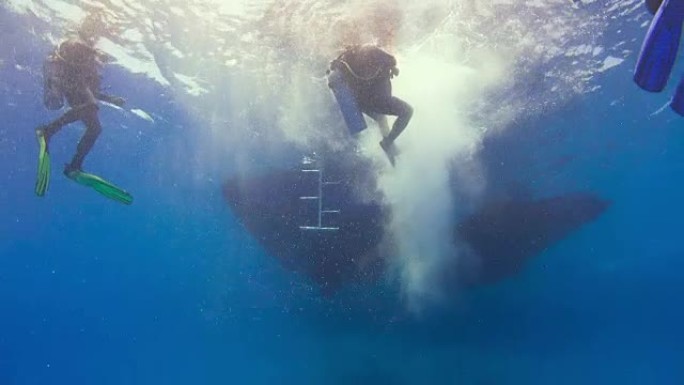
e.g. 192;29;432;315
95;49;116;64
96;91;125;107
369;46;399;77
88;73;124;106
373;47;397;69
384;53;399;78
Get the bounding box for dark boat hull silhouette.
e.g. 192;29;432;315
224;155;609;294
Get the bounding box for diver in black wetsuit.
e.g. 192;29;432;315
37;32;125;175
34;19;133;205
331;45;413;165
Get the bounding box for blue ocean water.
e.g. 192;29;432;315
1;2;684;384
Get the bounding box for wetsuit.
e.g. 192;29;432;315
40;38;123;173
335;45;413;145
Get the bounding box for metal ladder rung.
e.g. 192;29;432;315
299;226;340;231
298;157;341;232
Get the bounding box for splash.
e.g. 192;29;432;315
372;48;504;310
320;0;618;310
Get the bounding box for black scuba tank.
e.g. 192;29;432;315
43;53;64;110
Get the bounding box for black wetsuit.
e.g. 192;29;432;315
41;38;123;172
336;45;413;144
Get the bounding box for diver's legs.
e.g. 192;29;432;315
39;101;99;147
365;112;391;137
363;96;413;144
384;97;413;143
66;110;102;173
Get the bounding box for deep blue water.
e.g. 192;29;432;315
2;4;684;385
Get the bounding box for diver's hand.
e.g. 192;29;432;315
110;96;126;107
95;49;116;64
390;66;400;78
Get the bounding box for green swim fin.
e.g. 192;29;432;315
35;130;51;197
66;170;134;205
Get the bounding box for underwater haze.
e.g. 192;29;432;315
1;0;683;384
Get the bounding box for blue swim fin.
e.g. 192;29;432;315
671;75;684;115
634;0;684;92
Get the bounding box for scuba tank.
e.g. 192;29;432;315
327;66;367;135
42;53;64;110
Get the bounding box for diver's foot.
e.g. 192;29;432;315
63;163;81;179
379;139;398;167
36;125;48;142
36;126;54;150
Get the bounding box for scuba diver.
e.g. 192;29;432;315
328;44;413;166
634;0;684;116
36;22;133;204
